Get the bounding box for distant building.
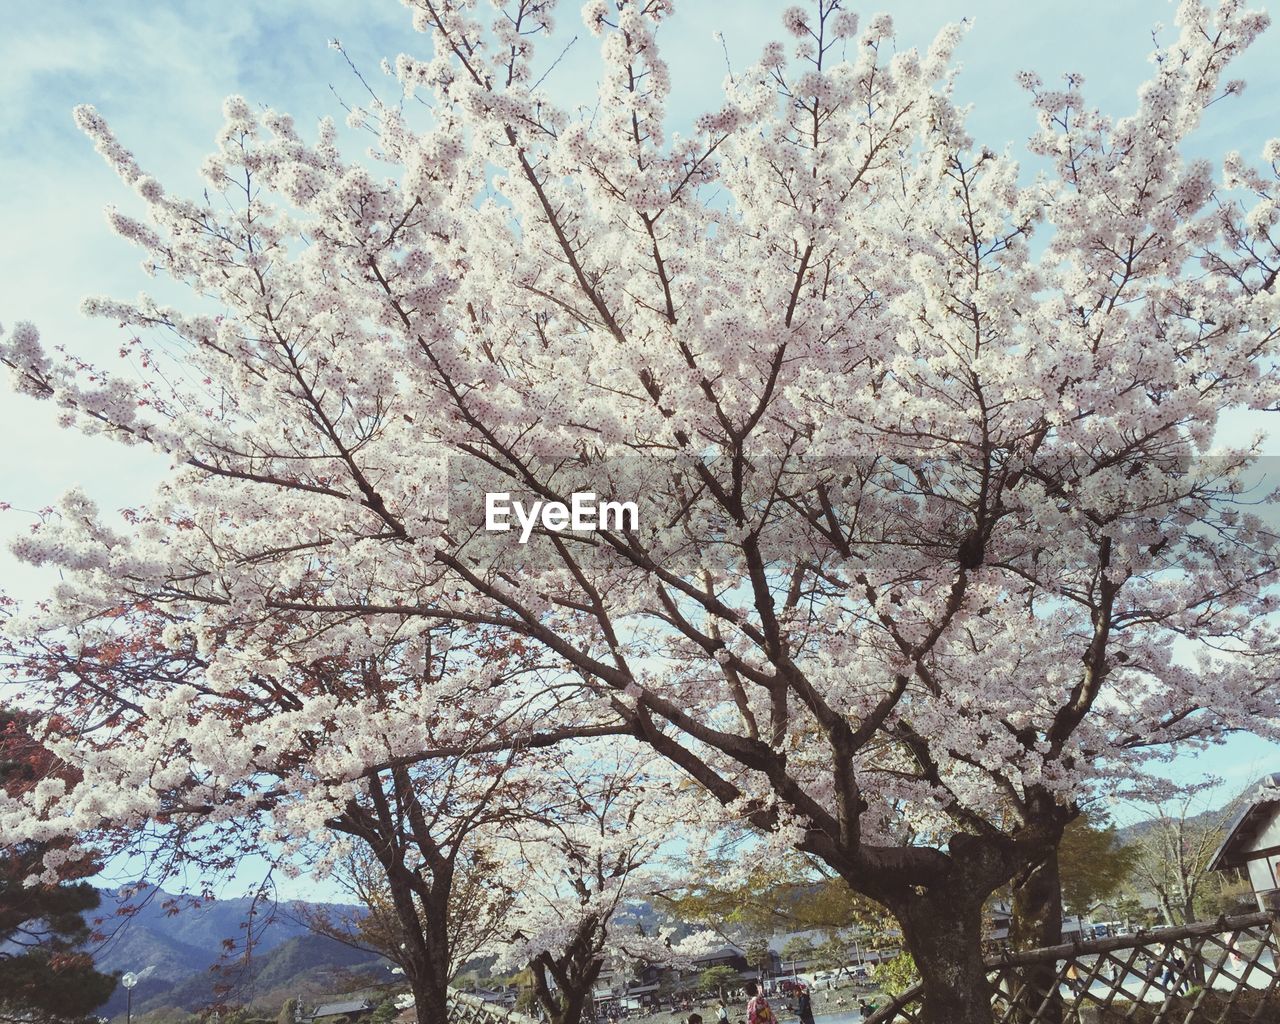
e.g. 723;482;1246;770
302;998;377;1024
1209;773;1280;911
471;987;518;1008
691;945;751;973
985;901;1093;945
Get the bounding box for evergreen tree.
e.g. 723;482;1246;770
0;707;117;1023
368;998;399;1024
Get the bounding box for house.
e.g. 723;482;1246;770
691;945;751;973
472;987;518;1008
984;901;1094;945
302;998;377;1024
1209;773;1280;910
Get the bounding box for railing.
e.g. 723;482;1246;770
867;910;1280;1023
448;989;541;1024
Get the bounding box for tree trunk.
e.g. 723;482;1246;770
412;891;454;1024
532;956;602;1024
896;890;994;1024
530;921;605;1024
1008;850;1064;1024
412;969;451;1024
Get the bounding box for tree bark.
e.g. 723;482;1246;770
1008;850;1064;1024
529;916;605;1024
894;889;994;1024
532;953;603;1024
411;887;454;1024
412;969;451;1024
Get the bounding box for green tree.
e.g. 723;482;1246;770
0;707;117;1023
664;851;887;939
368;998;399;1024
810;936;854;976
872;953;919;998
1197;869;1256;918
744;939;771;979
512;967;538;1016
276;998;298;1024
781;936;816;965
1058;812;1138;918
1108;893;1157;930
698;965;741;999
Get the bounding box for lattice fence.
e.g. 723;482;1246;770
447;989;540;1024
866;910;1280;1024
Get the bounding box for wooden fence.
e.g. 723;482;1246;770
447;989;541;1024
867;911;1280;1023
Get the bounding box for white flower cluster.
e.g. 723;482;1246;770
3;0;1280;986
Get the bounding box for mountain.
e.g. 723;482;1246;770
1114;786;1255;845
104;934;390;1019
89;886;388;1018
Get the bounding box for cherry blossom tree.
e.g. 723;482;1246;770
495;746;714;1024
300;843;513;987
0;606;617;1024
320;752;534;1023
4;1;1280;1021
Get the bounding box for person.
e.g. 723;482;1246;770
688;1015;703;1024
714;1000;729;1024
1065;962;1082;996
793;986;815;1024
744;981;774;1024
1163;951;1187;995
857;997;878;1019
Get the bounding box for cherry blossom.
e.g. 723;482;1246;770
3;2;1280;1021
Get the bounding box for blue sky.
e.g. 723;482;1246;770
2;0;1280;895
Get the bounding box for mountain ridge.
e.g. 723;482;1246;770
90;885;386;1018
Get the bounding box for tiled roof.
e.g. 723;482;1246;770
310;1000;373;1018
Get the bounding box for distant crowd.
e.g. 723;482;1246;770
670;980;881;1024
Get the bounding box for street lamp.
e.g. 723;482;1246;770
121;965;156;1024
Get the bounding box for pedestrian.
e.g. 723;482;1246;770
793;986;815;1024
714;1000;729;1024
744;981;774;1024
688;1015;703;1024
1065;962;1082;996
1164;952;1187;994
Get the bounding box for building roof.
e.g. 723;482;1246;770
309;1000;374;1019
693;945;747;963
1209;773;1280;872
